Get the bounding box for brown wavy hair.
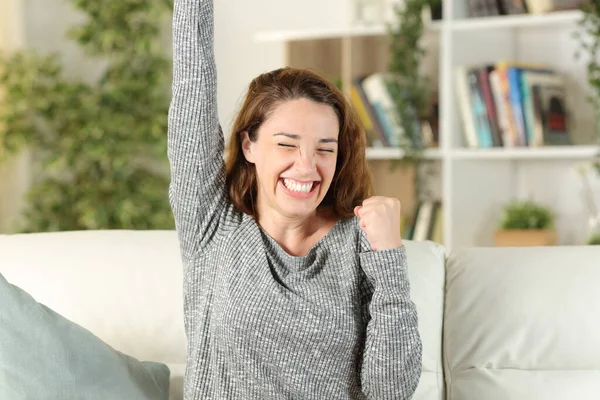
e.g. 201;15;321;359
225;67;373;218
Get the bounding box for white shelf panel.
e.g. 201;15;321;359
254;21;442;42
254;10;581;42
451;145;598;160
366;147;444;160
450;10;582;32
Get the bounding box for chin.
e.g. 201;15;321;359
280;201;320;218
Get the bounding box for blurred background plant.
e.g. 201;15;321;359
589;233;600;245
498;200;555;231
0;0;174;232
387;0;438;154
575;0;600;244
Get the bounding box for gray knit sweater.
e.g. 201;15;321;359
167;1;422;399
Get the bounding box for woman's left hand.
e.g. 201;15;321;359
354;196;403;251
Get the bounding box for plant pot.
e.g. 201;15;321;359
494;229;557;247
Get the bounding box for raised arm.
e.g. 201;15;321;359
168;0;228;258
359;247;423;399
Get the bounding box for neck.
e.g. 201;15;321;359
258;210;322;242
256;207;334;256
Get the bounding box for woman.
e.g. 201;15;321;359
167;0;422;398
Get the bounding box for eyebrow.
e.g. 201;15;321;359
273;132;338;144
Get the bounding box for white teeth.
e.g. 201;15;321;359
283;178;314;193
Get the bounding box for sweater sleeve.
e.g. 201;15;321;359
359;246;423;399
167;0;230;258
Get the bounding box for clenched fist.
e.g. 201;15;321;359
354;196;403;251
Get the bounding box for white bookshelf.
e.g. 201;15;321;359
254;20;443;42
451;145;598;160
254;5;599;250
450;9;582;30
367;145;597;160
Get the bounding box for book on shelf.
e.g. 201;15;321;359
348;72;439;150
454;61;571;149
403;200;443;244
466;0;586;18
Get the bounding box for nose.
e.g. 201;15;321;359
295;149;316;173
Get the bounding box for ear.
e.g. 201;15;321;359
240;130;255;164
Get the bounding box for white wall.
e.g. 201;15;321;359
21;0;107;81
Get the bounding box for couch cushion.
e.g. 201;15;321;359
445;245;600;400
0;271;170;399
0;230;187;366
404;240;447;400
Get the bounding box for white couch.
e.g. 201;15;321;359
1;229;599;400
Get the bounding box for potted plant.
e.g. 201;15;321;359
494;200;557;246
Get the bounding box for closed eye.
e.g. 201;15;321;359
318;148;335;153
278;143;296;148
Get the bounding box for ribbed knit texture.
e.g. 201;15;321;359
167;1;422;398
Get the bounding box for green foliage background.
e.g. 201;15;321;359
0;0;175;232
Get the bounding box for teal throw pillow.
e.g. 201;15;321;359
0;272;170;400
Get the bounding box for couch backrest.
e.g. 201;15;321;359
404;240;447;400
0;230;448;399
5;230;597;399
0;230;187;366
444;245;600;400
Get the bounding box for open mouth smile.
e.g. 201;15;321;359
279;178;321;199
